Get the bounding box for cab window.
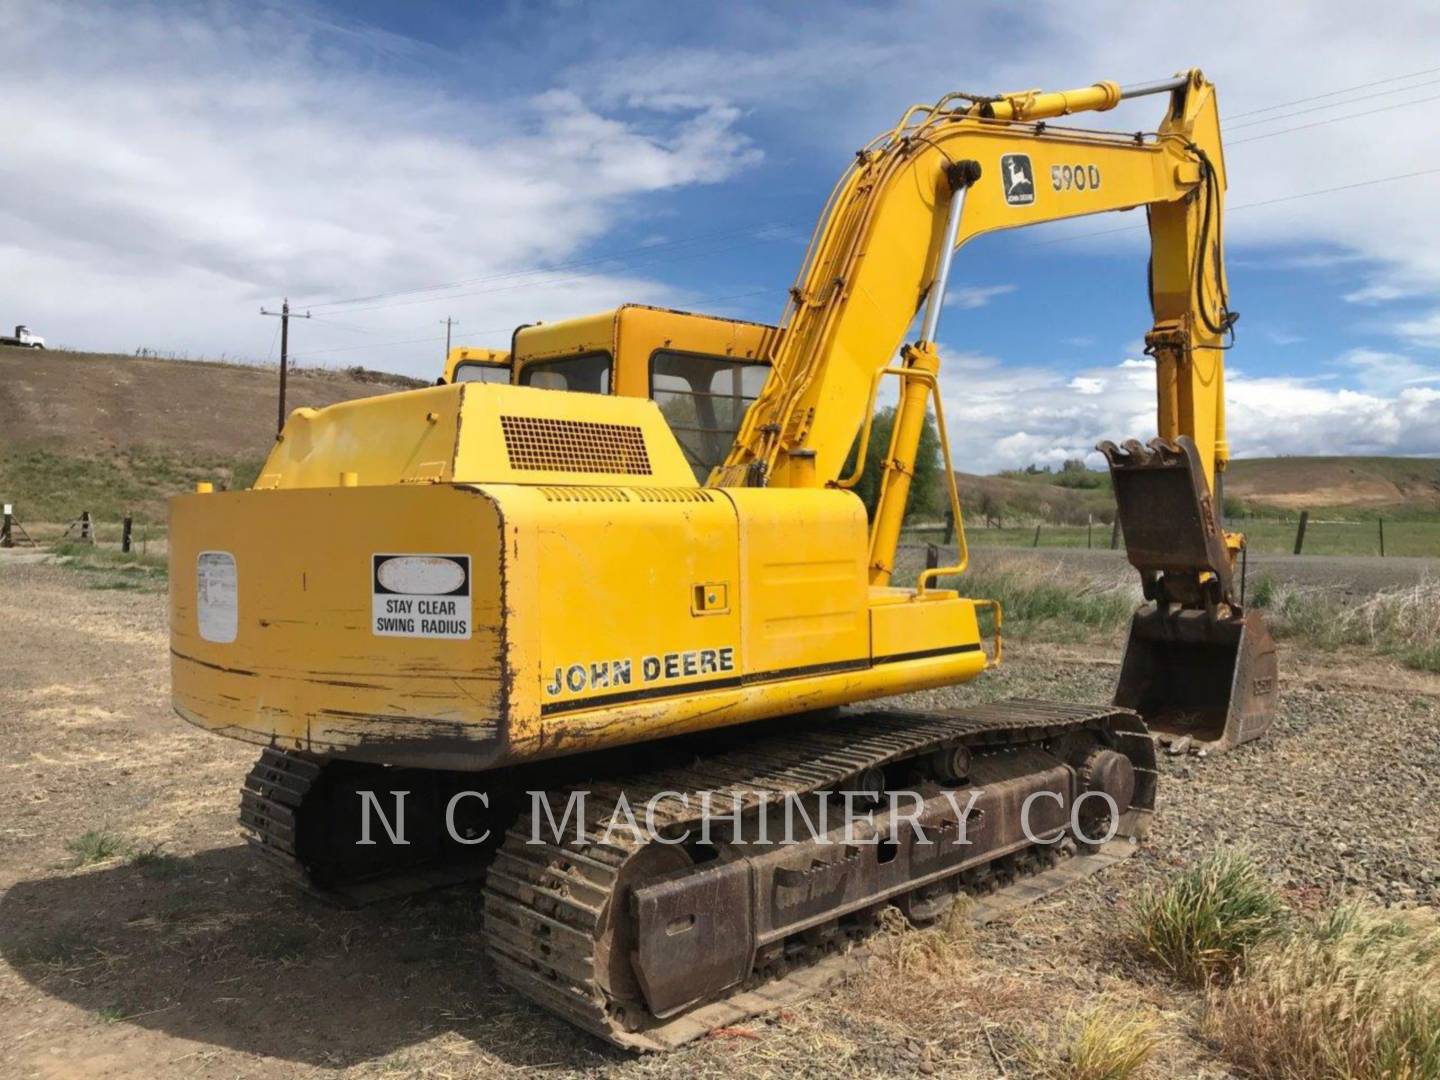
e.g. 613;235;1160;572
518;352;612;394
650;350;768;481
452;362;511;384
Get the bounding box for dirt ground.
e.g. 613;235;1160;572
2;556;1438;1079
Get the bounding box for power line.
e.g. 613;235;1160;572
287;333;447;360
287;287;775;364
440;316;457;360
302;221;797;312
1227;75;1440;130
1229;91;1440;145
1021;165;1440;248
1227;64;1440;120
305;229;798;317
259;299;312;436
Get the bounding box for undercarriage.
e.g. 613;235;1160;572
240;699;1155;1050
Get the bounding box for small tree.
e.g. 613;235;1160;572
1055;457;1102;489
843;406;943;523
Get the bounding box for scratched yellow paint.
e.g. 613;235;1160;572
173;72;1238;771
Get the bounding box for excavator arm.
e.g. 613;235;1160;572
715;69;1275;751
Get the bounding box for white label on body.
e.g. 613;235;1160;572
372;554;471;639
196;551;238;643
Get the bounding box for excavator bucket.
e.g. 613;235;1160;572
1100;437;1278;753
1112;606;1277;753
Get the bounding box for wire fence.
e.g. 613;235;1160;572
905;516;1440;558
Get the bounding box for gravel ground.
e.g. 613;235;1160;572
0;555;1436;1078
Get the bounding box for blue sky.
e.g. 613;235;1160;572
4;1;1440;471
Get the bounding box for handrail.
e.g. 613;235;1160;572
831;363;970;592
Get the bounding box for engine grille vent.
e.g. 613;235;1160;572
538;486;632;503
499;415;652;475
632;487;714;503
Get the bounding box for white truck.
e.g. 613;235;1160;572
0;325;45;348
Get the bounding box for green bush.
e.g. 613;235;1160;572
1131;850;1288;984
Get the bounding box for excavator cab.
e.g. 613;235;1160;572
1102;437;1277;752
442;346;512;385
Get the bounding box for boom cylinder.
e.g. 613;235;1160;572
868;343;939;585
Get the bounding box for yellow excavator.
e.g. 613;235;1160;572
170;70;1274;1048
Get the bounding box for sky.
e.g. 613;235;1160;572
3;0;1440;473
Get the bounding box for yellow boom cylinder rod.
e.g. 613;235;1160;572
975;75;1186;123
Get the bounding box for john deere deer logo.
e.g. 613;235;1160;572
1000;154;1035;206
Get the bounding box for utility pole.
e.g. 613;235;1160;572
441;317;458;360
260;298;311;437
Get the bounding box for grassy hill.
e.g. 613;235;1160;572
4;345;1437;528
1226;456;1440;518
0;346;424;523
955;456;1440;527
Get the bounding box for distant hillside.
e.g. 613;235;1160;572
955;455;1440;526
4;345;1437;526
0;346;424;522
1225;456;1440;515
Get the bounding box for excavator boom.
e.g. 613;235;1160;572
713;69;1274;750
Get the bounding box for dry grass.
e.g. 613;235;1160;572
866;900;972;978
1255;577;1440;673
1212;905;1440;1079
1130;850;1289;985
1024;1004;1163;1080
944;557;1139;643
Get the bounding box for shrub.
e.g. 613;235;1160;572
65;829;129;866
1131;850;1288;984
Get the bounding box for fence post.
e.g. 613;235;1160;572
925;543;940;571
1378;517;1385;558
942;509;954;546
1;504;11;549
1110;517;1120;550
1032;524;1041;548
122;516;133;554
1293;510;1309;555
1087;514;1093;549
80;510;93;544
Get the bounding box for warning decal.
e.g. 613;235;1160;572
372;554;471;639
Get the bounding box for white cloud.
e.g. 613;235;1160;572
944;284;1016;310
938;347;1440;474
0;1;760;376
1395;311;1440;348
1345;283;1411;305
1334;347;1440;393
